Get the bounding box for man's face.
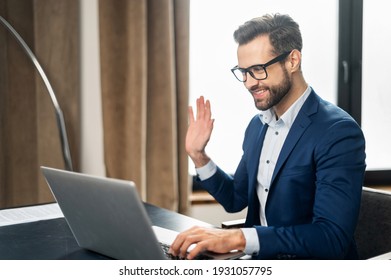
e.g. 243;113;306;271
237;35;292;111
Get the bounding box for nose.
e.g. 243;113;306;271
244;72;259;89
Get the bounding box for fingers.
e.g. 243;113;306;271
205;99;212;121
188;96;212;125
186;240;208;260
169;226;199;259
195;96;212;121
196;96;206;119
169;227;246;260
168;227;226;260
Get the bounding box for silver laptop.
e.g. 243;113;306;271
41;166;244;260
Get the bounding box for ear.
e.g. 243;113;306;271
287;49;301;72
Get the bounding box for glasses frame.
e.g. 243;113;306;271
231;51;292;82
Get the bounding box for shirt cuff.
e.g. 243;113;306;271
240;228;260;256
195;160;217;181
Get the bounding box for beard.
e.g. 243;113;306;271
252;66;292;111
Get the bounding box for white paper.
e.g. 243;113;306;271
0;203;64;227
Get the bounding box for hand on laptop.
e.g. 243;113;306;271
168;226;246;260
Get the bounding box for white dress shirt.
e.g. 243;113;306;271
196;86;311;256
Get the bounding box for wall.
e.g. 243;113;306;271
80;0;105;176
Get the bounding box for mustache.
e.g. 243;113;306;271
248;85;269;94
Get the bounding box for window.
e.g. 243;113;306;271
189;0;339;174
362;0;391;171
338;0;391;185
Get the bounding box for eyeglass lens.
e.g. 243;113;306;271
233;65;266;82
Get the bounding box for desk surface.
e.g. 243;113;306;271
0;203;212;260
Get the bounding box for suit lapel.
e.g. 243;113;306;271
270;91;319;185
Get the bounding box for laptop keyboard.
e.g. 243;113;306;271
159;242;212;260
154;226;213;260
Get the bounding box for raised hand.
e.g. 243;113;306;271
185;96;214;168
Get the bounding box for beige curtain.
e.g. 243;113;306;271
0;0;80;208
99;0;190;213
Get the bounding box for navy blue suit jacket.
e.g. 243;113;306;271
200;89;366;259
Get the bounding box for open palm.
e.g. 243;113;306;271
185;96;214;167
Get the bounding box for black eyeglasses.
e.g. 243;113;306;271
231;51;291;82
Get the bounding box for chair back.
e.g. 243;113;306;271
355;187;391;259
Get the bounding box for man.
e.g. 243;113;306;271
169;14;366;259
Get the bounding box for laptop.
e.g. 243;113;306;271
41;166;245;260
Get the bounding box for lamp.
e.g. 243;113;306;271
0;15;73;171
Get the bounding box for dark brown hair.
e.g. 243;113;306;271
233;14;303;55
